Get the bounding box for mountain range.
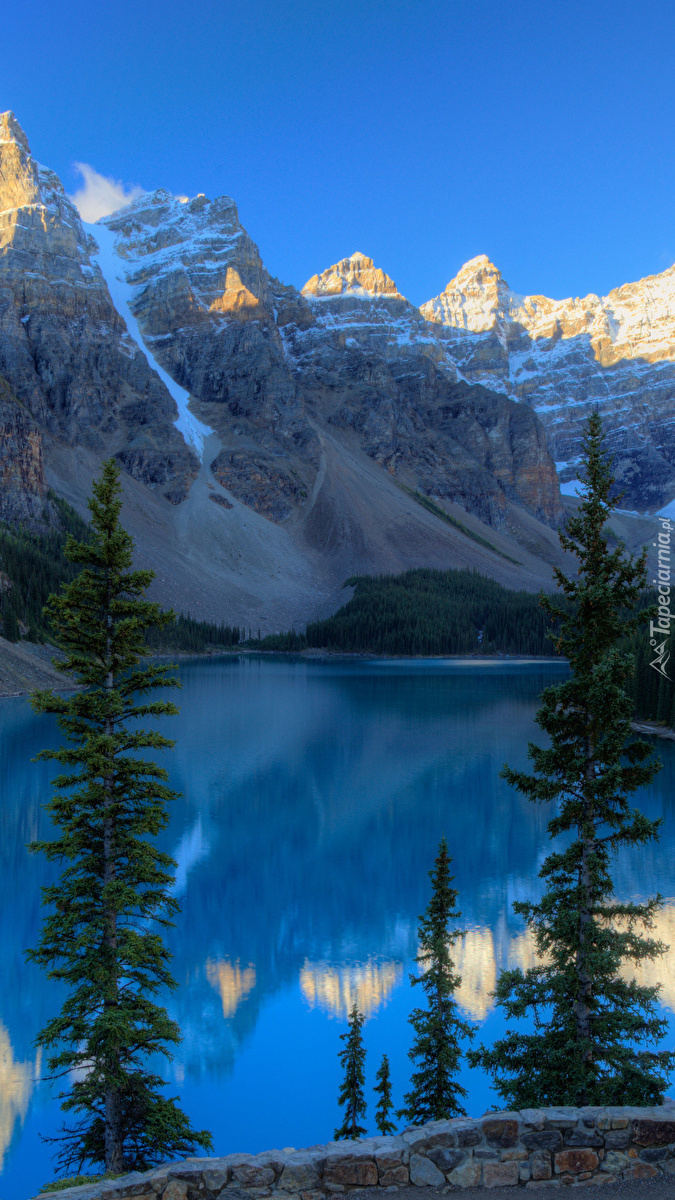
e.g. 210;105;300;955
0;110;668;628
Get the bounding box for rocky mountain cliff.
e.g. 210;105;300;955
0;112;198;504
0;111;572;627
422;255;675;509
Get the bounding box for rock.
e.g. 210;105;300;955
278;1163;322;1192
0;113;198;504
482;1161;519;1187
622;1163;660;1180
531;1151;552;1181
230;1166;276;1187
408;1154;445;1186
601;1153;629;1175
563;1129;604;1148
323;1161;378;1188
632;1119;675;1145
377;1167;409;1186
554;1149;600;1175
161;1185;189;1200
482;1118;520;1147
523;1132;563;1151
640;1147;669;1162
455;1125;482;1148
446;1160;482;1188
603;1130;630;1149
203;1169;230;1193
426;1146;465;1172
421;255;675;510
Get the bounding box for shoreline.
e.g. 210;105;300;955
2;648;673;746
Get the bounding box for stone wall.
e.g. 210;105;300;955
33;1106;675;1199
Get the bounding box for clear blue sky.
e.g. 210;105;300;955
5;0;675;306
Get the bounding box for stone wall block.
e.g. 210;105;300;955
640;1146;669;1162
563;1129;603;1148
519;1110;546;1129
554;1149;599;1175
231;1167;276;1188
632;1119;675;1146
202;1170;229;1195
610;1118;629;1130
374;1147;409;1171
622;1163;659;1180
456;1126;482;1148
482;1161;519;1187
603;1130;630;1149
519;1163;531;1183
279;1164;321;1192
482;1118;520;1148
523;1131;562;1152
543;1109;581;1130
446;1160;481;1188
102;1181;153;1200
323;1161;378;1188
500;1149;528;1161
150;1170;173;1194
600;1152;629;1174
408;1154;444;1186
531;1151;552;1181
426;1146;465;1172
377;1167;409;1186
162;1185;189;1200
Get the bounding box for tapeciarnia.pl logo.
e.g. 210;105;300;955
650;516;673;680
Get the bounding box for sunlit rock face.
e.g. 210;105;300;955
0;112;198;504
102;192;561;528
0;375;51;528
100;190;320;522
422;255;675;509
0;1020;36;1171
206;959;257;1018
289;252;561;527
299;958;402;1018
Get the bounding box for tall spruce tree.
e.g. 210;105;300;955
398;838;473;1123
470;412;675;1107
374;1054;396;1136
28;460;212;1175
334;1005;367;1140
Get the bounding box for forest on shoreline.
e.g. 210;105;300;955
0;509;672;730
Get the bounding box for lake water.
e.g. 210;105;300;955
1;656;674;1198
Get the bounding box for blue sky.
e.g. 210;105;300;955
4;0;675;305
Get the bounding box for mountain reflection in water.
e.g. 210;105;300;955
0;656;673;1199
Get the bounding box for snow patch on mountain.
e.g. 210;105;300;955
86;220;213;458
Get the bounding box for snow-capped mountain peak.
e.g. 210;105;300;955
302;252;401;298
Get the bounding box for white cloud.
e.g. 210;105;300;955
68;162;144;223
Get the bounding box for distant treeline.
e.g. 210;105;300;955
0;501;240;653
254;568;556;655
2;514;673;731
0;497;91;641
146;614;240;652
252;569;675;731
626;621;675;729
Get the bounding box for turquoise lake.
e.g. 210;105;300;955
1;656;674;1198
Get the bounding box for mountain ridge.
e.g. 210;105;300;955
3;109;646;629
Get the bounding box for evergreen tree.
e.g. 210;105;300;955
334;1005;367;1140
28;460;212;1175
470;413;675;1107
374;1054;396;1136
398;838;473;1123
